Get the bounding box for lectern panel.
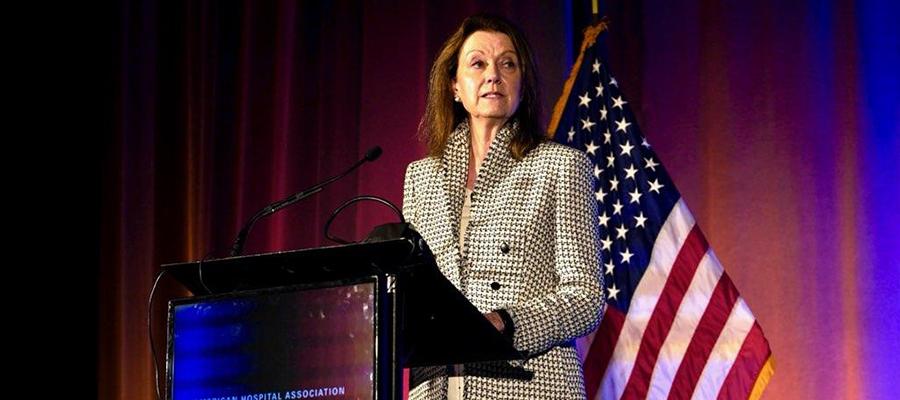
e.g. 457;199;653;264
166;278;377;400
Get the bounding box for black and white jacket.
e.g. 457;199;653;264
403;120;605;399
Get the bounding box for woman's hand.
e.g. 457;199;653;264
484;311;506;332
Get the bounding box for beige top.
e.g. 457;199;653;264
448;187;473;400
459;187;473;251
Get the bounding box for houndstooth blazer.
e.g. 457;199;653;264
402;120;605;400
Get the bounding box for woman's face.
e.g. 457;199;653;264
453;31;522;124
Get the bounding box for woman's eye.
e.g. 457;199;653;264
503;61;517;69
471;60;484;68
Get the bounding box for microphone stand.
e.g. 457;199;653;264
229;146;382;256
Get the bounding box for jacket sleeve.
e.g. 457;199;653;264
506;150;605;356
402;162;419;231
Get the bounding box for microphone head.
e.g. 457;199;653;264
365;146;383;162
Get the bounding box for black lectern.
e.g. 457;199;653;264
161;228;522;400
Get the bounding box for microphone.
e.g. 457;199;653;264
364;146;382;162
229;145;383;256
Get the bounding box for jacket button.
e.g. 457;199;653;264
500;242;510;254
491;282;501;290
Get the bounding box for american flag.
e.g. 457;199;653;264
548;23;774;399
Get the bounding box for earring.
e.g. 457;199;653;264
454;95;460;102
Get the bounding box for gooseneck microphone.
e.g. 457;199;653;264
229;145;383;256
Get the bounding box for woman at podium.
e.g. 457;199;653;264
402;13;605;400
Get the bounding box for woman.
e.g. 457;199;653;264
402;14;604;399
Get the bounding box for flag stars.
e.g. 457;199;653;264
585;140;599;155
593;164;602;178
595;187;608;203
609;176;620;191
641;137;651;148
607;283;620;301
603;129;612;144
599;106;608;121
634;212;647;228
598;211;610;227
581;116;596;131
567;126;575;142
620;247;634;264
616;117;631;133
612;199;624;215
620;141;635;156
616;223;629;239
592;59;601;74
610;76;619;87
604;260;615;275
624;164;638;180
628;187;642;204
649;178;664;194
578;92;592;107
606;153;615;168
612;96;627;109
644;157;659;171
595;83;604;97
601;235;613;251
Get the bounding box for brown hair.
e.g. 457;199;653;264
419;14;545;160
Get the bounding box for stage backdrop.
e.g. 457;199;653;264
103;0;898;399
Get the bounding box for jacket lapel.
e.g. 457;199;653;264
441;122;469;243
436;120;519;291
437;122;469;289
471;120;517;198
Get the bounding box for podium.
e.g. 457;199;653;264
161;227;522;400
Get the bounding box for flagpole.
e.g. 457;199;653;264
546;9;609;136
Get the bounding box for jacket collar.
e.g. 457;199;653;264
440;118;518;227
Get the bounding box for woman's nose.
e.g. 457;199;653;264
485;63;502;84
